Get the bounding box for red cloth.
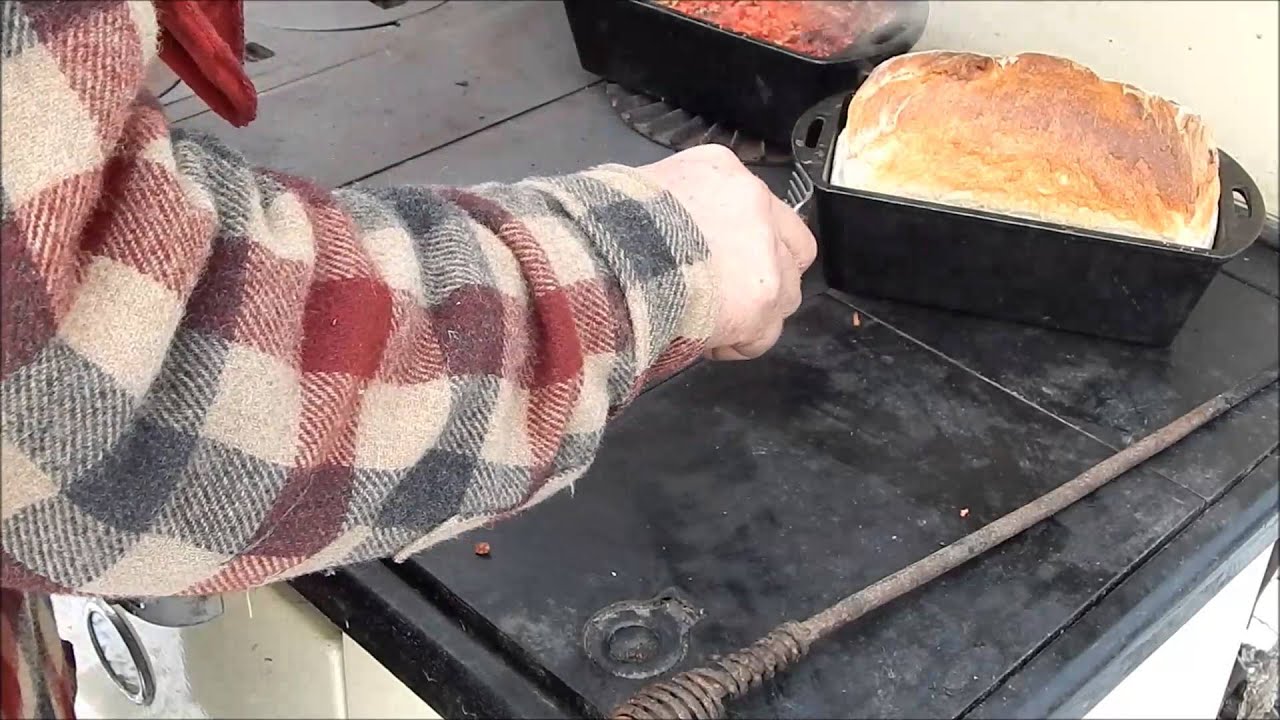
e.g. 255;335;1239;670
156;0;257;126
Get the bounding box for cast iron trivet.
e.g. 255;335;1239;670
606;83;791;167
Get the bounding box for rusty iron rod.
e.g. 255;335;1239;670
611;364;1278;720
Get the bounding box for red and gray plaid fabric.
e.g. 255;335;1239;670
0;1;715;716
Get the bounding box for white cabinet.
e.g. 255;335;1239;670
53;585;439;719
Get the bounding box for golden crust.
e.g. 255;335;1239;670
831;51;1221;248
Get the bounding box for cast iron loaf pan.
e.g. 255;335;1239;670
790;92;1268;347
561;0;928;147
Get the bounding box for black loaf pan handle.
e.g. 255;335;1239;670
1218;151;1266;254
790;92;848;192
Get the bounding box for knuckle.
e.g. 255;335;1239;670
684;143;737;168
701;142;739;162
800;239;818;267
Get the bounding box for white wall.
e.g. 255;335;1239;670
917;1;1280;214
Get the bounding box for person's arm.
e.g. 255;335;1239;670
0;1;715;596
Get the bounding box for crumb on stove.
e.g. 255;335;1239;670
960;508;970;518
474;541;491;557
852;312;862;327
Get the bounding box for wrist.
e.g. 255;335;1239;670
582;164;719;387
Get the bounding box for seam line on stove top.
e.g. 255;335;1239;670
1222;268;1280;298
958;447;1277;718
825;293;1141;457
168;50;390;123
343;80;603;188
822;290;1276;503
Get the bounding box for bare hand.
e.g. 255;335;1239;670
637;145;817;360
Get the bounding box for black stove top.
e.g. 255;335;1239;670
296;221;1278;720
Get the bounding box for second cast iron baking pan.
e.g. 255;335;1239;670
562;0;928;147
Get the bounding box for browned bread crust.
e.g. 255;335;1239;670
832;51;1220;248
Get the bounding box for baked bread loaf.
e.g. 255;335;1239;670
830;51;1220;249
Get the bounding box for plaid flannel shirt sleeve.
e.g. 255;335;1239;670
1;0;716;598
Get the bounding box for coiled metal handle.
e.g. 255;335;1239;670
610;622;811;719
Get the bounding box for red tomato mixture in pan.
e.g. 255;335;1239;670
654;0;881;59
